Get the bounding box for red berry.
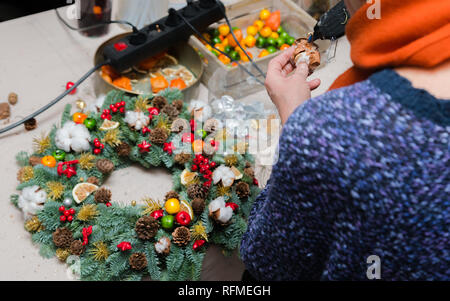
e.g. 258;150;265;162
94;138;99;142
191;164;198;171
66;82;76;94
253;178;259;186
59;206;65;212
100;143;105;149
119;107;125;113
67;215;73;222
64;210;70;216
69;208;76;215
94;141;101;148
107;115;112;120
93;148;101;155
115;103;121;108
109;104;115;110
106;202;112;207
210;161;216;168
101;114;106;119
210;140;216;147
104;109;110;114
60;215;67;222
111;107;118;113
120;101;126;106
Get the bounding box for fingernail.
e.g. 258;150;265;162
299;63;308;72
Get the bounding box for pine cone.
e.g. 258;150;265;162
70;240;85;255
52;227;74;248
170;118;189;133
29;156;41;166
149;128;168;145
174;153;191;165
244;164;255;178
116;142;131;157
152;96;168;110
129;252;147;270
96;159;114;174
204;118;220;133
165;190;180;202
172;99;184;111
94;187;112;204
236;182;250;199
135;216;159;240
192;198;205;215
187;184;207;200
162;104;179;120
172;226;191;247
24;118;37;131
87;176;100;185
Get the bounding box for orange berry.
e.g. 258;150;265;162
218;24;230;36
259;9;271;21
254;20;264;30
218;54;231;65
244;35;256;47
72;112;87;124
247;25;258;36
41;155;57;168
259;26;272;38
258;49;270;58
280;44;290;51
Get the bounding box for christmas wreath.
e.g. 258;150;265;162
10;88;260;281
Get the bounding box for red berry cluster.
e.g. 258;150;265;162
147;107;160;116
93;138;105;155
59;206;76;223
192;154;216;187
101;101;126;120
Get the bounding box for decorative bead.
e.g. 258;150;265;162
63;198;72;207
66;82;77;95
67;215;73;222
59;206;66;212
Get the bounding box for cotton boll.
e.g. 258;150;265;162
87;94;106;113
209;196;226;213
18;185;47;219
124;111;149;130
55;121;91;153
295;52;310;65
154;237;171;254
208;196;233;225
212;165;235;187
217;206;233;224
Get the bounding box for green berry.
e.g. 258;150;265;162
266;37;277;47
83;118;97;130
52;150;66;161
286;36;296;46
266;46;277;54
256;36;267;48
161;215;175;230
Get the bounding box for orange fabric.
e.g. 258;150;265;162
329;0;450;91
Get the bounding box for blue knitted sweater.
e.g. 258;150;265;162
240;69;449;280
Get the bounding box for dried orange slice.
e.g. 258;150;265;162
180;200;194;219
72;183;98;204
180;169;197;186
99;119;120;131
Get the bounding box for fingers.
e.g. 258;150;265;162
293;62;309;80
281;61;295;76
267;46;296;75
308;78;321;91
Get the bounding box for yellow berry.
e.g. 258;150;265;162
244;35;256;47
259;26;272;38
165;198;180;215
270;32;279;39
254;20;264;30
260;9;271;21
247;25;258;36
218;24;230;36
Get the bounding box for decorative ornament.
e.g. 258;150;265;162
66;81;77;94
52;149;66;161
164;198;180;215
191;223;208;241
172;226;191;247
212;165;235;187
83;118;97;130
235;181;250;199
41;155;57;168
76;99;86;111
17;166;34;183
170;118;189;133
78;152;96;170
147;107;160;116
94;187;112;204
164;191;179;202
92;138;105;155
129;252;147;270
56;248;70;262
141;197;162;215
161;215;175;230
152;96;168;110
224;155;238;167
142;126;151;135
24;118;37;131
135;216;159;240
81;225;93;246
57;160;79;179
58;206;76;223
72;182;98;204
116;142;131;157
52;227;74;248
77;204;98;222
161;104;179;120
117;241;132;252
46;181;65;200
175;211;191;226
72;112;87;124
103;128;122;147
18;185;46;219
193;239;206;251
99;119;120;131
63;198;73;207
150;209;164;220
89;241;109;261
187;183;208;200
180;169;198;186
226;202;239;211
33;133;51;154
174;153;191;165
290;38;321;75
96;158;114;174
8;92;18;105
163;142;175;155
55;121;91;153
154;237;171;255
149;128;168;145
209;197;233;225
24;216;44;233
138;140;151;153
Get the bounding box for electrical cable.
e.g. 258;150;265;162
55;8;139;33
174;10;265;86
215;0;267;79
0;61;110;135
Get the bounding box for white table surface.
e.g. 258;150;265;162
0;6;352;281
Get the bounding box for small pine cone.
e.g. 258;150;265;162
87;176;100;185
244;166;255;178
174;153;191;165
129;252;147;270
172;99;184;111
187;184;207;200
170;118;189;133
70;240;85;256
172;226;191;247
236;182;250;199
165;190;180;202
192;198;205;216
149;128;168;145
116;142;131;157
162;104;179;120
52;227;74;248
135;216;159;240
152;96;168;110
96;158;114;174
94;187;112;204
29;156;41;166
204;118;220;133
24;118;37;131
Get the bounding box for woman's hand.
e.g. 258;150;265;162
265;46;321;124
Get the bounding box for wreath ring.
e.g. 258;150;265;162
11;88;259;280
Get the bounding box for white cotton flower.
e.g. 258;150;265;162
87;94;106;113
295;52;310;65
212;165;235;187
55;121;91;153
208;196;233;224
124;110;149;130
154;237;170;254
18;185;47;220
188;100;212;122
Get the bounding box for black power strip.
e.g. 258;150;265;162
102;0;225;72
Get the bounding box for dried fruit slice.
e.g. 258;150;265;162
180;169;197;186
99;119;120;131
230;166;243;180
72;183;99;204
180;200;193;220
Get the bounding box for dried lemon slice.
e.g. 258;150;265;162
230;166;243;180
72;183;99;204
180;169;197;186
180;200;194;219
99;119;120;131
